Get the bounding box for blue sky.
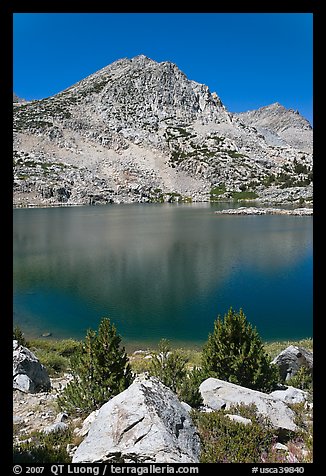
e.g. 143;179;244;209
13;13;313;123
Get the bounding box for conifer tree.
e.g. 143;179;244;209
149;339;187;393
149;339;203;407
58;318;133;414
201;308;279;392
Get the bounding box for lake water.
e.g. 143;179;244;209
13;204;313;348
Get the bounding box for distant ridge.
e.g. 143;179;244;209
235;103;312;152
13;92;26;103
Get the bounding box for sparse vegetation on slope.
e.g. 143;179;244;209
13;56;313;207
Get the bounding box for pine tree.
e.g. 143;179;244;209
149;339;203;407
201;308;279;392
149;339;187;393
13;325;28;347
58;318;133;415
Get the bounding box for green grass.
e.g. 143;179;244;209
210;184;226;198
28;338;80;377
263;338;313;360
25;337;312;378
13;428;72;463
231;190;259;200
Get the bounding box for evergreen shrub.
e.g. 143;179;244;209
58;318;133;415
149;339;203;408
201;308;279;392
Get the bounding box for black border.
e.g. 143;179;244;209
4;3;321;473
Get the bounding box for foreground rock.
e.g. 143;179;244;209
13;374;75;442
13;340;51;393
272;345;313;381
73;375;200;463
199;378;297;432
269;386;310;404
74;410;100;438
215;207;313;216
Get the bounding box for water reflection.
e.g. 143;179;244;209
13;204;312;343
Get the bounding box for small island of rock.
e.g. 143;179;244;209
214;207;313;216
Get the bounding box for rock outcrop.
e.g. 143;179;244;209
13;55;313;207
199;377;297;432
215;206;313;216
13;340;51;393
72;375;200;463
271;345;313;381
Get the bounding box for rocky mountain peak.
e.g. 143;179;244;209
131;54;157;64
13;55;313;207
235;102;312;152
269;102;284;109
236;102;311;131
61;55;226;127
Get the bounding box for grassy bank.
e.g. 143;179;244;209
25;336;313;377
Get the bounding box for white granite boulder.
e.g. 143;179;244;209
74;410;100;438
73;375;200;463
269;386;309;404
271;345;313;381
199;377;297;432
13;340;51;393
225;414;252;425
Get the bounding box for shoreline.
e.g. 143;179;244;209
25;334;313;354
13;201;314;211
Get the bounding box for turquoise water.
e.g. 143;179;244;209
13;204;313;347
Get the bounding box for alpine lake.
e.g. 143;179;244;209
13;203;313;350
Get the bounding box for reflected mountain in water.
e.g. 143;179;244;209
13;204;312;343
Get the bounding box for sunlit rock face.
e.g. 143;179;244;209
13;55;313;207
72;375;201;463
